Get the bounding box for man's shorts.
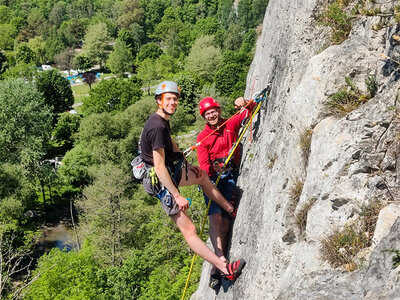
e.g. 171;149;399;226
204;170;239;217
142;166;182;217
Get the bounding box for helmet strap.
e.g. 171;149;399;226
158;93;174;116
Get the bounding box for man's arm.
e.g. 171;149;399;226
153;148;189;211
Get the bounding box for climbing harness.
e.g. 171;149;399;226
180;87;270;300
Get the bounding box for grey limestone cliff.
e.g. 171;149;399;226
193;0;400;299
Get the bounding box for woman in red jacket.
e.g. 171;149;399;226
196;96;254;290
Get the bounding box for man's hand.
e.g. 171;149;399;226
187;164;202;178
234;97;248;109
175;194;190;211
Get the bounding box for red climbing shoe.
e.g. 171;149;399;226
223;259;246;281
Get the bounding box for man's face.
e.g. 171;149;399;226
158;92;178;114
203;107;221;127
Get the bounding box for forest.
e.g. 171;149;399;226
0;0;268;298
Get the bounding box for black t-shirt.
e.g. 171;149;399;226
140;113;175;167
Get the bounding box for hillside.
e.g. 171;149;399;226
193;0;400;298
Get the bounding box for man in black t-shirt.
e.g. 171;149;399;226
139;81;246;284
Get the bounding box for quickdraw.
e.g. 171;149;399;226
180;86;271;300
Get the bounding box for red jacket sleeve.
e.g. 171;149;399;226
196;134;214;176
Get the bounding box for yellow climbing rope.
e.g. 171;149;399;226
180;100;263;300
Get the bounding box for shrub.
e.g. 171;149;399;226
289;178;304;215
326;76;377;117
300;128;312;162
320;200;384;271
295;198;316;238
317;2;353;45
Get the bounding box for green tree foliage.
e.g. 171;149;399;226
60;18;87;48
19;8;46;42
45;27;66;62
0;24;17;50
77;163;134;265
142;0;168;34
53;112;82;147
176;74;199;115
118;24;146;58
136;42;163;62
193;16;219;38
82;22;112;67
215;62;245;97
73;54;93;70
0;50;7;74
24;247;101;299
1;63;37;80
151;6;194;57
35;70;74;121
27;36;47;65
15;44;35;64
237;0;253;30
106;39;134;75
217;0;236;28
48;1;67;27
0;80;52;166
0;5;11;23
83;76;143;114
117;0;145;29
0;164;35;229
58;144;94;187
185;35;222;84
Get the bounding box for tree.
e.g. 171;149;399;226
1;63;37;80
143;0;168;34
214;62;245;97
58;145;94;188
193;17;219;38
49;1;67;27
185;35;222;83
0;80;52;166
82;22;112;67
77;163;133;265
83;77;143;114
54;47;75;70
23;247;101;299
0;50;7;74
0;5;10;23
73;54;93;70
35;70;74;122
27;36;46;65
82;71;96;89
45;27;66;62
15;44;35;64
18;8;46;42
117;0;144;29
136;42;163;62
136;58;164;94
53;112;81;147
118;24;145;58
0;24;17;50
176;74;198;115
60;18;87;48
106;39;134;75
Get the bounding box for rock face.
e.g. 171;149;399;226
192;0;400;299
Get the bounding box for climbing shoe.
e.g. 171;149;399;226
209;273;222;290
223;259;246;281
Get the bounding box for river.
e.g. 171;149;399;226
38;224;78;252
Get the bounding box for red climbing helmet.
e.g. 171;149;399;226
199;97;220;116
